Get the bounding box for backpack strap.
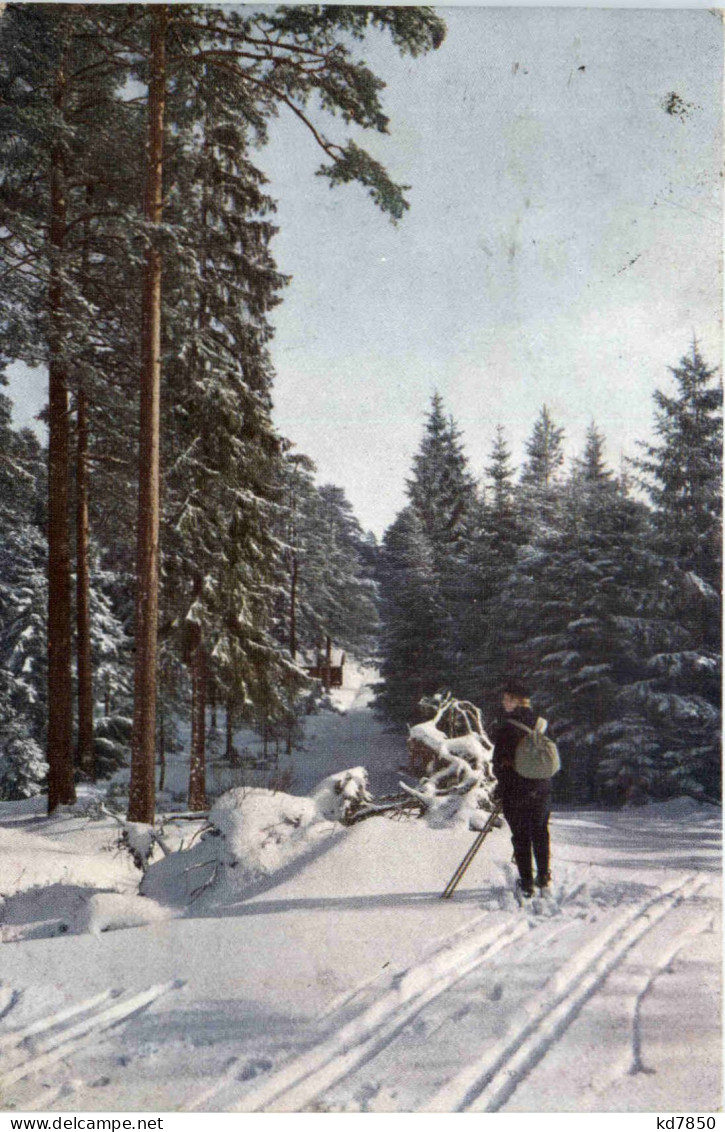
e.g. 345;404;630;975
507;718;533;736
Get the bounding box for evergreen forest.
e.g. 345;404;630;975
0;5;720;817
379;364;722;806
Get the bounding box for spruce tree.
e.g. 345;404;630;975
487;425;517;514
521;405;566;489
458;425;523;708
407;393;477;564
158;97;291;810
310;484;380;657
277;453;379;667
405;394;477;687
576;422;615;486
376;508;443;724
634;342;722;589
630;345;723;799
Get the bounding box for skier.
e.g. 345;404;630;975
492;679;551;899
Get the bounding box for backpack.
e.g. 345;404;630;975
509;717;560;779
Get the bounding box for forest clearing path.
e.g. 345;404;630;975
291;662;406;796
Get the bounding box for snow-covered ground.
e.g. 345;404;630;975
0;665;721;1113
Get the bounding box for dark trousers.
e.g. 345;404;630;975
502;793;550;888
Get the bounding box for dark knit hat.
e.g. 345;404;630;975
500;678;530;698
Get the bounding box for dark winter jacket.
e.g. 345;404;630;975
492;705;552;805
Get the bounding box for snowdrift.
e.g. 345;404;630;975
142;772;374;910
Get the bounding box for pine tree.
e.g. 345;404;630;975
121;4;446;819
521;405;566;489
0;394;49;798
634;342;722;589
405;394;477;688
376;508;443;724
0;5;143;808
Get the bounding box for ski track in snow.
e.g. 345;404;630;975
316;906;524;1024
0;989;120;1055
196;873;711;1113
424;874;708;1112
587;911;716;1094
0;986;22;1025
194;879;592;1114
0;982;182;1090
189;916;534;1112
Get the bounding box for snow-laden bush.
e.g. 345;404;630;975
311;766;372;822
0;723;48;800
211;786;322;878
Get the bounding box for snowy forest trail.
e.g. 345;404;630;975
0;667;721;1114
289;663;405;796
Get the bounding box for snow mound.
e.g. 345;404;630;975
0;825;137;901
72;891;175;937
1;883;174;942
143;780;353;908
123;822;157;867
644;796;721;819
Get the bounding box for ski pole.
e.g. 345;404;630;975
441;801;503;899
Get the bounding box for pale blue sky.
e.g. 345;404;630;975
259;6;722;536
6;5;722;538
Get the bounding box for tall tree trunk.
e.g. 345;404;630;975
75;387;94;778
188;622;207;811
225;698;237;765
47;44;76;812
158;708;166;792
128;5;167;823
289;554;298;662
